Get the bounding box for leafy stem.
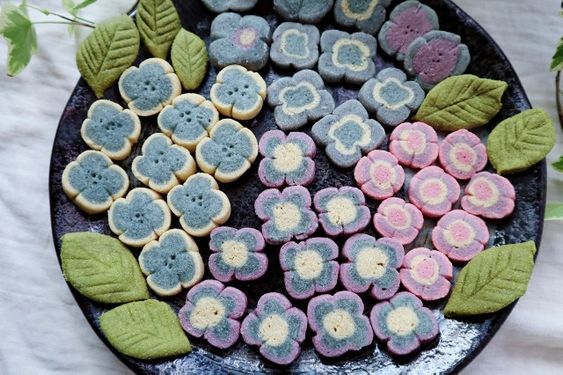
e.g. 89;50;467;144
26;4;95;27
32;21;94;28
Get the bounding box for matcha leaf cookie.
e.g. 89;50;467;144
171;29;208;91
136;0;181;59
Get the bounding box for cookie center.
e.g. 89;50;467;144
280;82;321;115
259;314;289;347
386;306;419;336
294;250;323;279
280;29;309;59
373;78;415;110
356;246;389;279
444;220;475;247
450;143;476;172
469;177;499;207
323;309;356;340
369;161;396;188
272;142;304;173
326;196;357;225
190;297;225;329
419;178;447;205
409;254;439;285
233;27;257;49
329;115;372;155
412;38;459;82
341;0;378;21
333;39;370;71
400;130;426;155
385;204;412;230
273;202;301;231
221;240;249;268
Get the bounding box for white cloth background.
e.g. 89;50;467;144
0;0;561;374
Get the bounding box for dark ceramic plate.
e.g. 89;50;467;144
49;0;546;373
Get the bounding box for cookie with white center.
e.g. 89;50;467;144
274;0;334;23
439;129;487;180
314;187;371;237
354;150;406;201
389;121;438;169
400;247;453;301
270;22;320;70
460;171;515;219
201;0;258;13
408;166;460;218
334;0;391;34
373;197;424;245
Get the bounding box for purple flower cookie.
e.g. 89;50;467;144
354;150;406;201
400;247;452;301
373;197;423;245
314;187;371;237
209;226;267;282
461;172;516;219
241;293;308;365
389;121;438;169
439;129;487;180
279;238;339;300
307;291;374;357
408;166;460;218
178;280;247;349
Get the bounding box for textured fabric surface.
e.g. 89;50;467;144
0;0;561;374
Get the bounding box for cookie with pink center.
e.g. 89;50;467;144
432;210;489;262
461;171;515;219
400;247;453;301
314;187;371;237
373;197;424;245
408;166;460;218
354;150;406;201
439;129;487;180
389;121;438;169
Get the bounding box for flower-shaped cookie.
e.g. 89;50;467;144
210;65;267;120
307;291;373;357
62;151;129;214
108;188;171;247
400;247;453;301
359;68;425;126
340;234;404;300
373;197;424;245
314;187;371;237
209;226;267;282
254;186;318;244
178;280;247;349
139;229;204;296
389;121;438;169
312;99;385;168
118;58;181;116
334;0;391;34
370;292;439;356
408;166;461;218
274;0;334;23
258;130;316;187
270;22;320;70
196;119;258;183
354;150;406;201
318;30;377;85
209;13;271;71
158;94;219;152
201;0;258;13
241;293;308;365
81;100;141;160
461;171;515;219
168;173;231;237
279;238;339;299
439;129;487;180
267;69;335;131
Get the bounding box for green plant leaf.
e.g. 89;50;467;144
545;202;563;220
76;15;139;98
444;241;536;317
62;0;97;16
552;156;563;172
550;38;563;71
61;232;149;304
171;28;208;90
0;2;38;76
100;300;191;360
414;75;508;131
136;0;181;59
487;109;556;174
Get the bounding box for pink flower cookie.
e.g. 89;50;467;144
408;166;460;218
389;122;438;169
439;129;487;180
400;248;453;301
373;197;424;245
354;150;405;201
461;171;515;219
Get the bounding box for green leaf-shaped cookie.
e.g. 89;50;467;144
0;2;38;76
171;29;208;90
136;0;181;59
414;75;508;131
76;15;140;98
100;300;191;360
61;232;149;304
487;109;556;174
444;241;537;318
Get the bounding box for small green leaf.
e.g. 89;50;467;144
487;109;556;174
545;202;563;221
63;0;97;16
414;75;508;131
0;2;37;76
550;38;563;71
76;15;139;98
136;0;181;59
552;156;563;172
171;28;208;90
62;0;77;15
100;300;191;360
444;241;536;317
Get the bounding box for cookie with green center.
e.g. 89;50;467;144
314;187;371;237
201;0;258;13
167;173;231;237
358;68;425;126
311;99;385;168
81;100;141;160
108;188;171;247
354;150;406;201
439;129;487;180
400;247;453;301
389;121;438;168
209;226;267;282
370;292;439;356
307;291;374;357
334;0;391;34
270;22;320;70
279;237;339;299
118;58;181;117
408;166;461;218
267;69;335;131
139;229;204;296
196;119;258;183
340;234;404;299
460;171;515;219
158;94;219;152
318;30;377;85
178;280;247;349
210;65;267;120
274;0;334;23
62;150;129;214
241;292;308;365
373;197;423;245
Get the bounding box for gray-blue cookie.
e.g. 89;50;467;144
201;0;258;13
333;0;392;34
273;0;334;24
270;22;320;70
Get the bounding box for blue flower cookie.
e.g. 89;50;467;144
267;69;335;131
209;12;271;71
158;94;219;152
313;187;371;237
318;30;377;85
333;0;392;34
359;67;425;126
81;100;141;160
274;0;334;23
270;22;320;70
311;99;385;168
118;58;182;117
201;0;258;13
139;229;204;296
195;119;258;183
62;150;129;214
132;133;197;194
168;173;231;237
108;188;171;247
210;65;267;121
